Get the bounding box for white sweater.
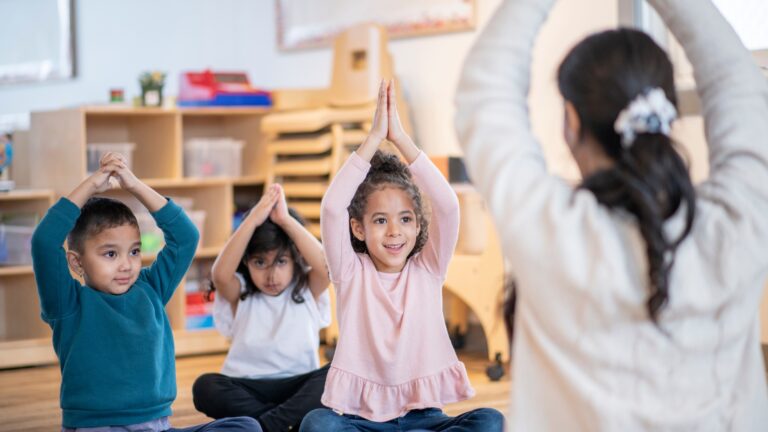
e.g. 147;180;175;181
455;0;768;431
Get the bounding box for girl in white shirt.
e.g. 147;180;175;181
456;0;768;430
192;184;332;432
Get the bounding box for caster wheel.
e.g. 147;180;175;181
485;352;505;381
449;325;466;350
324;337;337;362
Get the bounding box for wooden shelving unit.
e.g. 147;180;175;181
260;103;377;240
0;190;55;368
0;106;279;368
9;94;422;367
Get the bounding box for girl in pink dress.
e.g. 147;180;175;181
300;81;503;431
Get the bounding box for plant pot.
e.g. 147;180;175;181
141;87;163;107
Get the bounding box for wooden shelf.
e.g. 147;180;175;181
173;328;230;356
261;105;375;134
0;189;54;202
15;101;385;368
141;246;221;265
81;106;271;116
195;246;221;259
0;337;57;369
274;156;333;176
0;189;55;217
232;175;267;186
307;223;322;239
143;177;230;189
0;266;34;277
283;182;328;198
0;191;53;364
178;107;271;116
290;202;322;219
341;129;368;146
7;106;274;369
82;106;176;115
268;133;333;155
0;328;231;368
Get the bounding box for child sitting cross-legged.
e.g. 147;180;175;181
192;183;332;432
31;152;261;431
300;81;504;431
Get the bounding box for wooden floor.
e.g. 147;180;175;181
0;352;510;431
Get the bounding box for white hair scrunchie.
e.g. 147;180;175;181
613;87;678;148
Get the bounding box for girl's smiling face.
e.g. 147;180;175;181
351;186;421;273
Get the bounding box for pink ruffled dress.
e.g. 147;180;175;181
319;151;475;422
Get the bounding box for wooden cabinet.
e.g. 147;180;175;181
0;107;276;368
0;190;55;368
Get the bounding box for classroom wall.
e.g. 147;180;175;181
1;0;617;170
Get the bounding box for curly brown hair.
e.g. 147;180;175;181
347;151;428;259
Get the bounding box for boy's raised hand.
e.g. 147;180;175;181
100;152;140;192
98;151;166;213
90;163;121;194
66;156;120;207
269;184;291;226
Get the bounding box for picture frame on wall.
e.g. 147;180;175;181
275;0;476;51
0;0;76;85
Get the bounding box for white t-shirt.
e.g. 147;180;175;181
214;272;332;379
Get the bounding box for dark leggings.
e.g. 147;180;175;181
192;365;329;432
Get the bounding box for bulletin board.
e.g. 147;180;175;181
275;0;476;50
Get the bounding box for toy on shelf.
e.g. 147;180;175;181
0;133;14;191
184;261;215;330
178;70;272;107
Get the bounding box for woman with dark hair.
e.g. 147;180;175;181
456;0;768;430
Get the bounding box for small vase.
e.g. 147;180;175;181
141;87;163;107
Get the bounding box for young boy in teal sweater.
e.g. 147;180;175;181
31;152;261;431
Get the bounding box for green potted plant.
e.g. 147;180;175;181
139;71;166;107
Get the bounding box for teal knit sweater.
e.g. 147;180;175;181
31;198;199;427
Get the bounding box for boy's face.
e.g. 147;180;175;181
245;250;295;296
350;186;420;273
68;224;142;295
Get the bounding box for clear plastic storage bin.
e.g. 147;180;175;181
187;210;206;249
184;138;243;178
0;224;35;266
136;212;164;254
87;143;136;174
136;209;206;254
